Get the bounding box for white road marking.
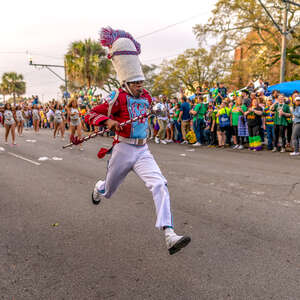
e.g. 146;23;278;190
38;156;50;161
252;191;265;195
0;147;5;152
180;153;187;157
186;149;195;152
7;152;41;166
52;157;63;161
26;139;37;143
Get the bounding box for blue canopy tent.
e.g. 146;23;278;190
268;80;300;96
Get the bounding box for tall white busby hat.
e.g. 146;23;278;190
100;27;145;84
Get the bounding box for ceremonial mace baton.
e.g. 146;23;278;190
62;112;151;149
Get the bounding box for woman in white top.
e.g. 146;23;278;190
46;106;55;130
3;103;16;145
23;106;29;129
16;105;25;136
53;103;65;139
32;104;40;133
67;97;83;150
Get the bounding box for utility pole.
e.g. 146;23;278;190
64;60;68;93
280;1;288;83
28;56;69;99
258;0;300;83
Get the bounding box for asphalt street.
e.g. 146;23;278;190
0;127;300;300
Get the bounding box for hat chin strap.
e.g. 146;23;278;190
124;82;134;97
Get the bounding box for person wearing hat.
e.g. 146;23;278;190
241;90;251;108
290;96;300;156
84;27;191;255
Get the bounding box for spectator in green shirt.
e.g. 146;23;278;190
190;96;207;146
173;103;182;142
231;97;247;149
271;94;292;152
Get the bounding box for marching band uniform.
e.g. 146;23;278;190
85;27;190;255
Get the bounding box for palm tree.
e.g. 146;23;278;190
1;72;26;105
65;39;111;94
0;81;9;103
269;45;300;67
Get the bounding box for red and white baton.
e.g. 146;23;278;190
62;112;150;149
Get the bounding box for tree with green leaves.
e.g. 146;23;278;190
193;0;300;84
142;64;158;92
65;39;111;94
1;72;26;104
194;0;299;52
0;81;9;103
152;47;231;97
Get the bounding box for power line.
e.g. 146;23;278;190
0;51;26;54
30;52;63;60
283;0;300;8
1;11;207;66
0;51;62;60
136;12;210;39
142;52;184;63
258;0;300;83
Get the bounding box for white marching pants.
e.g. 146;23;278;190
97;142;173;229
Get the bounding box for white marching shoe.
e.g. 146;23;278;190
92;180;104;205
165;228;191;255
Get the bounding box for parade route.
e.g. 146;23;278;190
0;128;299;299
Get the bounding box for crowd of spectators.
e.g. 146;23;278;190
1;82;300;156
150;81;300;156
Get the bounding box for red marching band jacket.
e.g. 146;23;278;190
84;88;152;158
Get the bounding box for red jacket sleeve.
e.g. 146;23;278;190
85;98;120;126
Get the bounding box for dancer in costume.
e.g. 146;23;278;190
32;104;40;133
67;97;83;150
84;27;191;255
53;103;65;140
2;103;16;145
16;105;25;136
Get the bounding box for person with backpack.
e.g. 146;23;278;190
216;101;231;148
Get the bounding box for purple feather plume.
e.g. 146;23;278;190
100;27;141;54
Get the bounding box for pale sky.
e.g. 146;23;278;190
0;0;217;102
